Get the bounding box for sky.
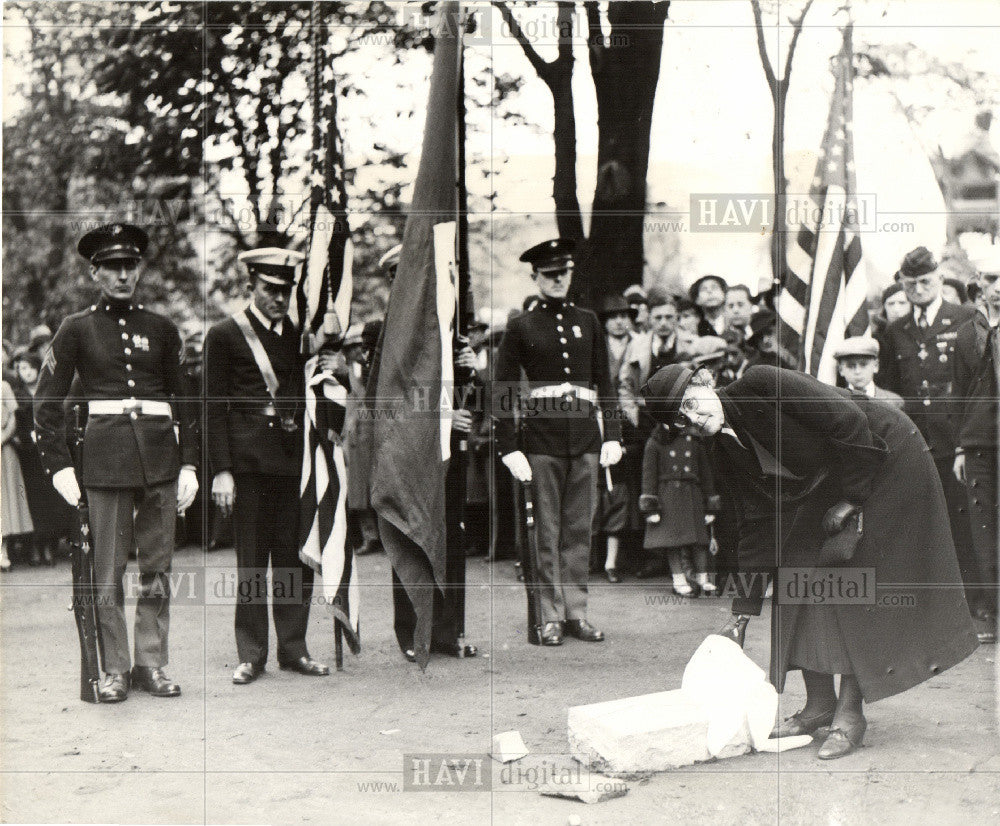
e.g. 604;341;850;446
4;0;999;312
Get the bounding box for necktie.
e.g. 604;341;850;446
916;309;928;331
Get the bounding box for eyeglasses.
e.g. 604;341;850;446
680;396;701;415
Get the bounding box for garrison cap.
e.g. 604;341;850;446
519;238;575;273
897;246;938;279
77;223;149;265
238;247;304;286
833;336;879;360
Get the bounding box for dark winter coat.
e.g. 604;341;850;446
640;427;717;548
713;365;978;702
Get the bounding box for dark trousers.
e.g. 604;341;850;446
88;480;177;673
233;473;313;665
935;455;977;606
963;448;999;619
526;453;598;623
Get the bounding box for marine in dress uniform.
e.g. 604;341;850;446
33;223;199;702
493;239;623;645
204;248;328;684
878;247;977;609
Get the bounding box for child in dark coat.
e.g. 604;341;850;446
639;423;720;595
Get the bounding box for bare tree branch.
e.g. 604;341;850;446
750;0;777;94
493;2;552;83
783;0;815;85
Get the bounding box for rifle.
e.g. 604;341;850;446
69;404;103;703
520;481;545;646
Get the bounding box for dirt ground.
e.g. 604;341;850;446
1;544;998;825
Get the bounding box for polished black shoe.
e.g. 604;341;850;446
232;662;265;684
98;673;129;703
403;648;417;663
540;621;564;646
279;656;330;676
770;708;835;738
716;614;752;648
131;666;181;697
817;717;866;760
430;641;478;658
565;619;605;642
514;562;525;582
605;568;620;583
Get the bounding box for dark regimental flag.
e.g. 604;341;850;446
368;1;463;669
299;362;360;653
776;24;869;385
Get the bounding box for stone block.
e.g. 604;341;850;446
567;690;712;774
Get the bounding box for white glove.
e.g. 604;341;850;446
646;513;661;524
600;441;623;467
502;450;532;483
177;465;199;514
52;467;82;507
212;471;236;518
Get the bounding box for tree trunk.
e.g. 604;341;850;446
579;1;669;309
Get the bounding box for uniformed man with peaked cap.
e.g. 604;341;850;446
204;247;329;684
879;245;977;614
493;239;623;645
34;223;199;702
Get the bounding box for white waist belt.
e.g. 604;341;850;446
528;383;597;404
89;399;172;417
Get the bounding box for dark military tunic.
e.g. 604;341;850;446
493;297;621;625
32;298;196;674
33;300;196;486
878;299;975;459
493;299;621;455
878;298;977;607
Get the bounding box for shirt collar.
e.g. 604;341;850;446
914;295;943;327
854;382;876;398
248;301;283;335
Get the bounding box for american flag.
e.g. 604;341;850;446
776;24;869;385
295;9;358;654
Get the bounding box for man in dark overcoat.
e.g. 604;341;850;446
878;246;977;609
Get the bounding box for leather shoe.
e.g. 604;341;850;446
540;621;563;646
232;662;264;684
565;619;604;642
716;614;752;648
131;666;181;697
817;718;866;760
430;641;478;658
279;656;330;676
98;673;129;703
769;708;835;738
605;568;620;583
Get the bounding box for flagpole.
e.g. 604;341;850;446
453;2;471;644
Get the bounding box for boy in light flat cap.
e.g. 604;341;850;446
833;337;903;409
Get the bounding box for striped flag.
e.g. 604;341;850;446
294;7;358;653
776;24;869;385
299;360;360;653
